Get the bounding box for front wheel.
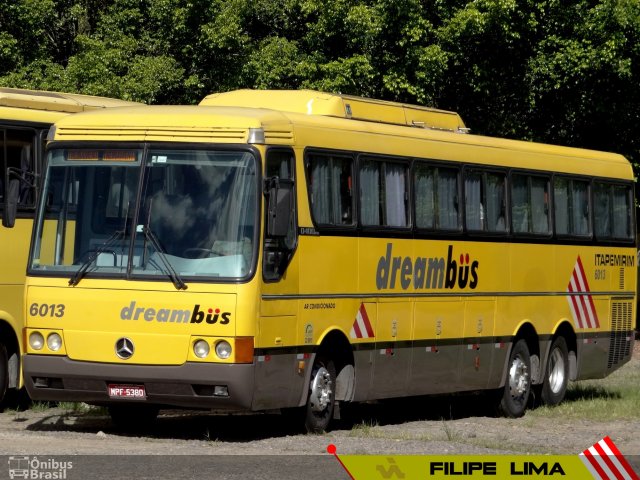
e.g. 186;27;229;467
540;336;569;406
497;339;531;418
304;356;336;433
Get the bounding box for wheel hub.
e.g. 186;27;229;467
508;356;529;398
548;347;566;394
309;366;332;412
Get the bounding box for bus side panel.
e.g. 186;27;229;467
0;218;32;388
351;302;376;402
460;298;496;390
371;300;412;398
410;300;462;395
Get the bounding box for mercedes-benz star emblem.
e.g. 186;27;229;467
115;337;134;360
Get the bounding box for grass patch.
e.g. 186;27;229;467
441;420;462;442
29;401;53;412
348;419;381;438
57;402;107;415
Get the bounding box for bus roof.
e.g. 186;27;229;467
0;87;142;124
48;92;632;179
201;89;467;133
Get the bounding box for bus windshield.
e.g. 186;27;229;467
30;147;258;282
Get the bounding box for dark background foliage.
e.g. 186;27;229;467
2;0;639;172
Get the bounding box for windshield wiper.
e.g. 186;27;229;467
141;225;188;290
68;230;124;286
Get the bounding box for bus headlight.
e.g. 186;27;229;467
193;339;210;359
215;340;232;360
47;333;63;352
29;332;45;351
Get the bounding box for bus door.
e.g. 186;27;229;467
255;148;301;410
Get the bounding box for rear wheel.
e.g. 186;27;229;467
498;339;531;418
304;356;336;433
541;336;569;406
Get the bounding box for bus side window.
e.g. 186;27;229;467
414;163;460;231
611;185;633;239
465;169;507;234
486;172;506;232
554;176;591;238
464;170;484;231
263;148;297;281
594;182;634;240
594;182;611;238
1;128;38;211
553;177;569;235
572;180;590;236
307;152;354;227
360;157;409;228
511;173;550;235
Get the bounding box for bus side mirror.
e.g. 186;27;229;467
265;177;293;238
2;179;20;228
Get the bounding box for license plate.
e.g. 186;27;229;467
108;384;146;399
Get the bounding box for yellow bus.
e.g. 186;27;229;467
0;87;139;405
22;90;635;431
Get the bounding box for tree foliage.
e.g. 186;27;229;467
1;0;640;167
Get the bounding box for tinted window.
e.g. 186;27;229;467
360;157;409;227
414;163;459;230
464;169;507;233
554;177;591;237
594;182;633;240
511;174;550;235
307;153;354;226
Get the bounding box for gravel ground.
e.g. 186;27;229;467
0;343;637;459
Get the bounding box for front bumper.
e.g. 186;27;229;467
23;355;255;410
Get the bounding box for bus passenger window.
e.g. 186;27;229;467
485;173;506;232
594;182;633;240
554;177;591;237
414;164;459;231
612;185;632;239
530;177;550;234
571;180;590;236
511;174;549;235
414;164;436;229
360;157;408;228
465;169;507;233
553;178;569;235
464;170;483;231
307;153;354;227
594;182;611;237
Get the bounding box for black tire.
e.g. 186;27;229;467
3;388;31;411
498;339;531;418
540;336;570;406
0;343;9;408
108;404;159;431
303;356;336;433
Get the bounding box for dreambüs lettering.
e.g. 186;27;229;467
376;243;479;290
120;301;231;324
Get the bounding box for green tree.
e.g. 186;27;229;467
1;0;640;169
